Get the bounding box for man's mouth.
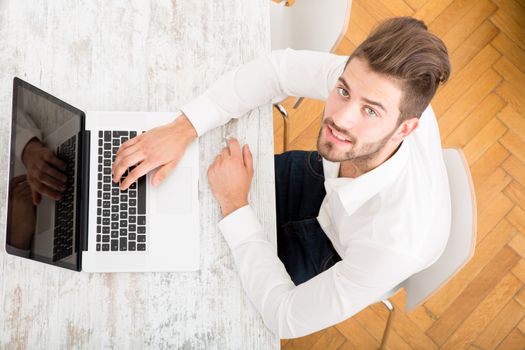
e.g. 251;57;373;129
326;125;352;144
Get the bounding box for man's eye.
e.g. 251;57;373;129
337;87;349;98
364;107;378;118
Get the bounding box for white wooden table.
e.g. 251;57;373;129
0;1;279;348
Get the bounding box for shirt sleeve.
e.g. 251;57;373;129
181;49;347;136
219;205;422;339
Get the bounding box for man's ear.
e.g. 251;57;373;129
392;117;419;142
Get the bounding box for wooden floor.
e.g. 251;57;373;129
274;0;525;348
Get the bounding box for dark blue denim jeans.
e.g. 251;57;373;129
275;151;342;285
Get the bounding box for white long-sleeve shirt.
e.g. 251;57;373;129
181;49;451;339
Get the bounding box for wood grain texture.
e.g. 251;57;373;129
439;0;497;53
496;327;525;350
424;220;517;317
449;19;499;73
426;246;520;346
512;259;525;283
503;155;525;188
473;299;525;349
433;44;501;117
0;1;279;349
469;142;509;189
440;272;523;349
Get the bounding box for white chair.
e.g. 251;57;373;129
378;148;477;349
270;0;352;150
270;0;351;53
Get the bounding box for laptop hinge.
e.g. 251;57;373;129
79;129;90;253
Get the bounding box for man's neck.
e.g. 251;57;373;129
338;142;402;178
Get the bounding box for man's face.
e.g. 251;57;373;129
317;57;404;163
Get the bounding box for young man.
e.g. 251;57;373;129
113;17;451;338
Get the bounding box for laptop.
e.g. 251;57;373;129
5;77;200;272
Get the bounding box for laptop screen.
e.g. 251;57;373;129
6;78;84;271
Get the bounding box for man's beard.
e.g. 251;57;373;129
316;117;396;165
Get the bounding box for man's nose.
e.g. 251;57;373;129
332;102;360;131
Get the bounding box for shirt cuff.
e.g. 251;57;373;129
218;205;264;250
180;95;230;137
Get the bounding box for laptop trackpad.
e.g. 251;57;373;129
155;167;192;215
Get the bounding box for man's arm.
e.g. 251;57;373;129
113;49;347;189
181;49;347;136
207;137;421;338
219;206;421;338
15;110;67;205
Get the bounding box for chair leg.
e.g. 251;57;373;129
379;299;395;350
292;96;304;109
274;103;289;152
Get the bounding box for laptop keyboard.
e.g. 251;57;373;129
96;130;147;252
53;135;77;262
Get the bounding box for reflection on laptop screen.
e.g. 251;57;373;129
6;78;83;270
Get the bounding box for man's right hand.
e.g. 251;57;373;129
22;138;67;205
112;114;198;190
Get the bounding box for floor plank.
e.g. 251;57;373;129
413;0;456;28
493;57;525;114
369;302;439;350
440;272;523;349
476;192;514;243
490;8;525;52
491;32;525;76
490;0;525;32
469;142;510;189
438;68;502;138
519;316;525;336
507;206;525;236
449;19;499;72
472;299;525;349
433;44;501;117
309;327;346;350
497;106;525;143
440;0;497;53
516;287;525;309
335;316;379;350
503;181;525;211
512;259;525;283
425;246;520;346
354;306;413;349
378;0;415;17
500;131;525;164
354;0;396;22
474;167;512;214
508;231;525;259
427;0;478;37
495;327;525;350
443;93;506;148
502;155;525;188
462;117;507;164
404;0;429;12
424;220;517;317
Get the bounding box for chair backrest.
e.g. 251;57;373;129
402;148;477;311
270;0;352;53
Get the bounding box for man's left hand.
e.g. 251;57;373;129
208;138;253;217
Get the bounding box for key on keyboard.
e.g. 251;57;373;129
95;130;147;252
53;135;76;261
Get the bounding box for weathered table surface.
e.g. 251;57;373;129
0;1;279;348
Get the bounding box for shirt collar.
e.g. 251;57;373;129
322;137;411;215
